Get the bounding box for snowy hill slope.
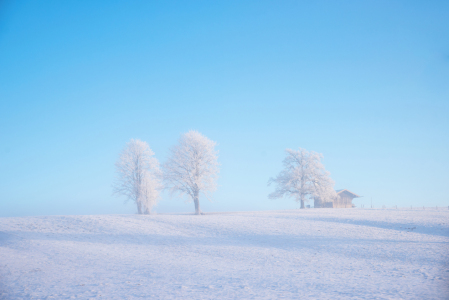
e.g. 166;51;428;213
1;209;448;299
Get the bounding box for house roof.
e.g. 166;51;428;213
335;189;361;198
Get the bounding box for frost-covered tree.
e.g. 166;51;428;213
113;139;161;214
163;130;219;215
268;148;336;208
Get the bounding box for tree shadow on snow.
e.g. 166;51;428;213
2;228;448;266
261;211;449;238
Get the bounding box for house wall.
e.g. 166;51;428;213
333;195;353;208
314;191;357;208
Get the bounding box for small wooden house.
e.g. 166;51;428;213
314;189;361;208
333;189;361;208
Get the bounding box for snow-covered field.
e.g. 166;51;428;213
1;209;448;299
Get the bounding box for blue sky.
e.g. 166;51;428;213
1;0;448;216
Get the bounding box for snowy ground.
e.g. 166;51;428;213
1;208;448;299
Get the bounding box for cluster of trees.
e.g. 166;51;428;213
113;131;336;215
112;131;218;215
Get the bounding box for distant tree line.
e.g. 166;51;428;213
113;131;335;215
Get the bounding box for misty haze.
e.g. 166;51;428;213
1;1;448;299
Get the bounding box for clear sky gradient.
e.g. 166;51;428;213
1;1;448;216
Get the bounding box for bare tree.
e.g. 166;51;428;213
163;130;219;215
268;148;336;208
113;139;161;214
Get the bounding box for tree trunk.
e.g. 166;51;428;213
193;190;201;215
300;194;305;209
137;201;142;214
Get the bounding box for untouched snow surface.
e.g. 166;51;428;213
1;208;448;299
